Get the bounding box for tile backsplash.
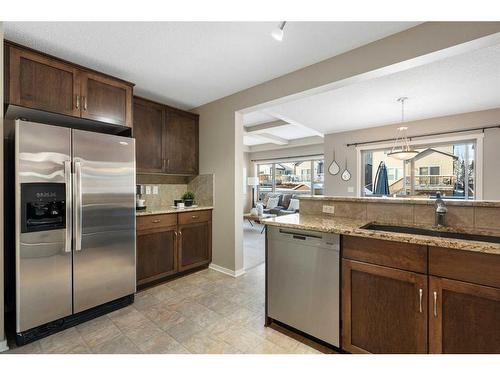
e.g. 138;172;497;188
299;197;500;235
137;174;214;209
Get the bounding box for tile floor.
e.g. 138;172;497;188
243;220;265;270
7;264;333;354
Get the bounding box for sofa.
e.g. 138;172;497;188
258;193;300;216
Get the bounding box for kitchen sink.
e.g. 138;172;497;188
361;223;500;244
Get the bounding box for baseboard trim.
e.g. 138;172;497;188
0;339;9;353
209;263;245;278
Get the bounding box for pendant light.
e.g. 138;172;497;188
388;97;419;160
271;22;286;42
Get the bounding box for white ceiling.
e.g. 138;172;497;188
247;42;500;135
4;22;419;109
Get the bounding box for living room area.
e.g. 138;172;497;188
242;116;325;270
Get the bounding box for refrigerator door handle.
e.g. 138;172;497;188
64;161;72;253
74;161;83;251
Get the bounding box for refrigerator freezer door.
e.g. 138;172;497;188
72;129;136;313
16;121;72;332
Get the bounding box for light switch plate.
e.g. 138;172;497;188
347;186;354;193
152;185;159;195
145;185;151;195
322;205;335;214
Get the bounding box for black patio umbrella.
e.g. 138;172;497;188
373;161;390;195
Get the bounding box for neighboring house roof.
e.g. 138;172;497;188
411;148;458;161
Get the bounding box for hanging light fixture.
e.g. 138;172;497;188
271;21;286;41
388;97;419;161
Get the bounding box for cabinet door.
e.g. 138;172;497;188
429;276;500;353
178;221;211;272
136;227;178;286
342;259;428;353
133;98;165;173
80;71;133;127
165;109;199;175
8;46;80;117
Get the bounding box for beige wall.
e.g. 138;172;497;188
1;21;6;349
324;107;500;199
193;22;500;273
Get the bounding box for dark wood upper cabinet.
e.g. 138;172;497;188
429;276;500;354
80;71;133;127
6;46;80;117
165;109;199;175
342;259;428;354
133;98;165;173
4;42;134;128
133;97;199;175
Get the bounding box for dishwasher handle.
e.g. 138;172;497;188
279;229;322;239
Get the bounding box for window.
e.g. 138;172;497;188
257;158;324;199
361;140;477;199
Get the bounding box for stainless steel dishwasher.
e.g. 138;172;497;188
267;226;340;347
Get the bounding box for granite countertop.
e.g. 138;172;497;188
136;206;213;216
262;213;500;255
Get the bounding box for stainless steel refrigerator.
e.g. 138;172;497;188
13;119;136;342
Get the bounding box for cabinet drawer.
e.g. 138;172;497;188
178;210;211;225
429;247;500;288
137;214;177;231
342;236;428;273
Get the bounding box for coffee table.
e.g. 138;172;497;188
244;213;276;234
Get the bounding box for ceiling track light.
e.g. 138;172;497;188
271;21;286;42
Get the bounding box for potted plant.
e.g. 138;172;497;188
181;191;195;207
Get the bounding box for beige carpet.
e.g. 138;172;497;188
243;220;265;271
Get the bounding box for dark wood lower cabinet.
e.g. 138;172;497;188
136;210;212;287
342;259;428;354
136;226;178;286
341;236;500;354
429;276;500;354
178;221;212;272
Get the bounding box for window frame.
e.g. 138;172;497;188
355;133;483;199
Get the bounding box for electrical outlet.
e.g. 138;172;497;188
347;186;354;193
152;185;159;195
145;185;151;195
322;205;335;215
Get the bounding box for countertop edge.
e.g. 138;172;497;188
136;206;213;216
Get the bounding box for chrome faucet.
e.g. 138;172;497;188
434;192;448;227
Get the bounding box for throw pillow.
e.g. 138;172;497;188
287;198;300;211
266;196;280;209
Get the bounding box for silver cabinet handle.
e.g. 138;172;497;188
73;161;82;251
433;291;438;317
64;161;72;253
83;96;87;111
419;288;423;313
152;219;161;223
192;215;199;219
76;95;80;109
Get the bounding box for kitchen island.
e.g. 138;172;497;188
263;197;500;354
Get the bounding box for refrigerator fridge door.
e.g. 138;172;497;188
16;121;73;332
72;129;136;313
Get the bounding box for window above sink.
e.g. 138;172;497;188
358;134;483;200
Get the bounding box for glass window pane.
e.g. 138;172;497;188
313;160;324;195
361;141;475;199
275;162;311;196
257;164;273;201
